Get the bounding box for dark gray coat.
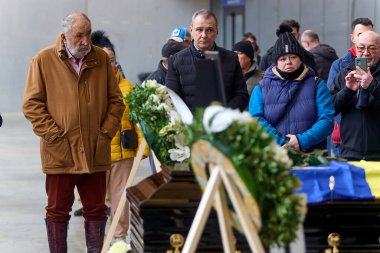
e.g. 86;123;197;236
331;61;380;160
310;44;338;81
165;43;249;112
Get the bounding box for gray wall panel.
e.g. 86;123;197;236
0;0;209;112
299;0;323;39
245;0;259;35
2;0;380;112
279;0;300;23
89;0;209;86
0;0;85;112
350;0;375;22
324;0;350;57
258;0;279;51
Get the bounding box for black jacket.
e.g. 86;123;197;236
165;43;249;112
330;61;380;160
145;60;167;85
259;46;316;72
310;44;338;81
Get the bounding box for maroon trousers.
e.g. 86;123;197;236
45;172;107;223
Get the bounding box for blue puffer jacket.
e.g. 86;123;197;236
327;49;355;89
249;65;334;151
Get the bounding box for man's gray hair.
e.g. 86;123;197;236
302;30;320;42
191;9;218;28
62;12;90;36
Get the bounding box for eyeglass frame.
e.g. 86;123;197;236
355;45;379;53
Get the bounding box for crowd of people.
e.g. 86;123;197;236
159;11;380;161
21;9;380;253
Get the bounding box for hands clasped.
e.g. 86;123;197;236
282;134;300;150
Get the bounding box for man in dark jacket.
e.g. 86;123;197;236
145;42;185;85
327;18;374;87
165;9;249;112
327;18;374;157
301;29;338;81
259;19;316;71
330;31;380;160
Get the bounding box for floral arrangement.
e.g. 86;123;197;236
125;80;190;169
287;147;329;167
185;105;305;247
107;240;130;253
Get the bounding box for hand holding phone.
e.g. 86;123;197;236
355;57;368;73
355;57;374;89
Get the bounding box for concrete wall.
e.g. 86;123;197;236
2;0;380;112
0;0;209;112
243;0;380;57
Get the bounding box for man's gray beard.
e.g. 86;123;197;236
66;42;91;59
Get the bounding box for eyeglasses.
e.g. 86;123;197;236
356;45;378;53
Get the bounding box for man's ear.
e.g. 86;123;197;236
350;33;355;43
60;32;66;42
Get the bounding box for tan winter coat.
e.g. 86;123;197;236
23;36;125;174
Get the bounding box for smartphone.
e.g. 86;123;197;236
355;57;367;72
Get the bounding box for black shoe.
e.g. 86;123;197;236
73;208;83;216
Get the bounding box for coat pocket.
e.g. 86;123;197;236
94;133;111;166
41;137;74;168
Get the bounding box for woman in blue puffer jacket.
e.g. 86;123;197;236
249;25;334;152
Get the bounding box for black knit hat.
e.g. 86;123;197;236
161;42;185;58
232;40;254;62
273;24;304;62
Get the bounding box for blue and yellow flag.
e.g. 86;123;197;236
291;161;380;203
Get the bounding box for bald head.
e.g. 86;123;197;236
357;31;380;44
356;31;380;66
301;29;320;50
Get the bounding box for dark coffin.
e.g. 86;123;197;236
304;200;380;252
126;168;250;253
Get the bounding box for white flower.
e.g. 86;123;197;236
272;144;293;167
108;240;130;253
168;143;191;162
143;79;158;88
157;102;170;111
166;87;193;125
203;105;252;133
148;94;160;105
169;110;181;124
155;85;167;94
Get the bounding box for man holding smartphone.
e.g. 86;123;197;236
330;31;380;160
327;18;374;158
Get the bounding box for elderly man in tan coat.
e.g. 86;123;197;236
23;12;125;253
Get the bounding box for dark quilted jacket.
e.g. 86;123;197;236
165;43;249;112
145;60;167;85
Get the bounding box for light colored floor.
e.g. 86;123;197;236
0;113;152;253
